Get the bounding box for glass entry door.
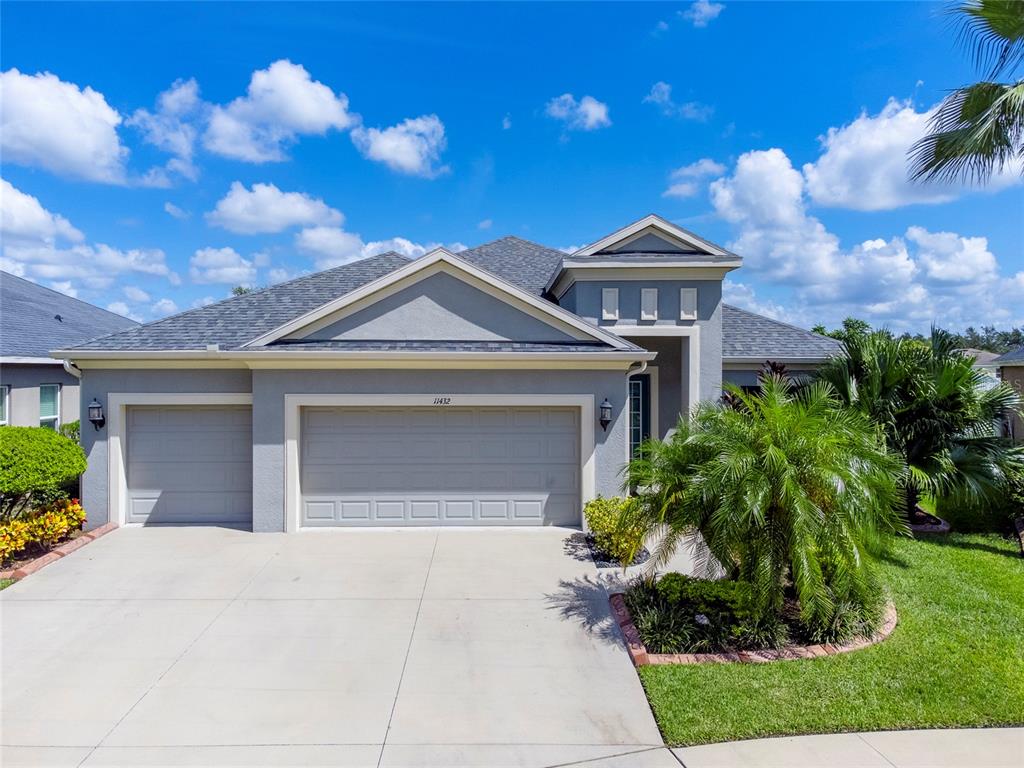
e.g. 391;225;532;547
628;374;651;459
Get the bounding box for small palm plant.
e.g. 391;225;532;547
817;328;1024;522
625;375;904;638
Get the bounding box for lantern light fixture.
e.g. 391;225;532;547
599;398;612;432
87;398;105;431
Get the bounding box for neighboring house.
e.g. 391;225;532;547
1;271;138;430
55;215;842;532
994;346;1024;442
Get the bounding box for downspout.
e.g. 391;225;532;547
63;360;81;379
626;360;648;378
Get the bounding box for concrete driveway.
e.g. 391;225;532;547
1;526;676;767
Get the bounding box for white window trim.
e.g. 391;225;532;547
39;383;61;430
284;394;596;533
0;384;9;426
640;288;659;321
607;325;701;416
106;393;254;527
679;288;698;320
601;288;619;320
626;366;659;463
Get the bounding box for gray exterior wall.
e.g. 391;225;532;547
303;273;575;343
561;280;723;404
637;338;683;439
251;368;631;532
1;363;80;427
78;368;254;530
76;366;630;533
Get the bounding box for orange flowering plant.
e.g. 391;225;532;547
0;499;86;565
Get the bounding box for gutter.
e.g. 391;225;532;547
62;360;82;379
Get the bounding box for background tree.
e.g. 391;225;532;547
909;0;1024;184
817;328;1023;523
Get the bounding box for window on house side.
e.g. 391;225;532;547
0;385;8;426
602;288;619;320
39;384;60;430
641;288;658;320
680;288;698;320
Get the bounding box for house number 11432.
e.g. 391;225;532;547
433;397;452;405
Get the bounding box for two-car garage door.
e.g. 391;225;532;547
300;406;581;526
124;404;581;527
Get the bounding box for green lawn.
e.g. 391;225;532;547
638;533;1024;745
0;578;15;591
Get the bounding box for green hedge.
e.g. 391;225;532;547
0;427;87;519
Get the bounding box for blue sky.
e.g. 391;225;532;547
2;1;1021;331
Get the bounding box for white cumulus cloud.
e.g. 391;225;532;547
164;202;190;220
205;181;343;234
152;297;178;316
0;68;128;183
681;0;724;28
203;60;356;163
663;158;726;197
123;285;150;303
295;225;464;269
351;114;449;177
127;78;205;183
709;147;1024;330
643;82;713;121
545;94;611;132
803;98;1022;211
1;178;84;244
189;246;256;285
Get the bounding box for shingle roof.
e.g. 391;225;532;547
1;271;139;359
458;236;566;295
993;346;1024;365
68;253;411;351
721;304;842;361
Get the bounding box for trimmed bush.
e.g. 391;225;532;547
59;420;81;444
583;496;646;567
0;427;86;519
0;498;86;564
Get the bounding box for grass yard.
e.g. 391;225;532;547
638;533;1024;745
0;578;15;591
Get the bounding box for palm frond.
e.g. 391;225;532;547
950;0;1024;79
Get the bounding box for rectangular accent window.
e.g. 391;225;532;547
0;385;8;426
641;288;658;320
601;288;619;320
628;374;651;459
39;384;60;430
680;288;698;320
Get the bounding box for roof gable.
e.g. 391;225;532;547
290;271;580;344
249;249;635;351
573;214;737;260
458;236;566;295
1;271;138;359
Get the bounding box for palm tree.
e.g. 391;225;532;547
625;375;903;636
817;328;1024;522
909;0;1024;184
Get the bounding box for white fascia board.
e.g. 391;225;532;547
548;264;739;298
571;214;735;258
243;247;633;351
723;355;835;364
3;356;64;365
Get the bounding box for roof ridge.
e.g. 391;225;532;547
1;270;139;325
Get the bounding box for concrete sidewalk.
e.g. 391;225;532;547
672;728;1024;768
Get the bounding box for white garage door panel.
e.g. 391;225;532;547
127;405;253;525
300;406;580;527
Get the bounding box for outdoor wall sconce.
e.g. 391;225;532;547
87;398;105;431
599;398;613;432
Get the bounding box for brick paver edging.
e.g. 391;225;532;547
0;523;118;582
609;592;898;667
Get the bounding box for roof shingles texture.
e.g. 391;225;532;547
69;253;411;351
994;346;1024;364
63;238;840;361
721;304;842;360
1;271;139;358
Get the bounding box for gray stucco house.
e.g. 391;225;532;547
1;271;138;431
994;346;1024;442
55;215;841;532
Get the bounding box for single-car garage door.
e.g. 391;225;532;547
126;405;253;525
300;406;580;526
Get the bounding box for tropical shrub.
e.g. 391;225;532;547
583;496;646;566
0;427;87;520
816;328;1024;523
0;498;86;564
625;375;902;640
